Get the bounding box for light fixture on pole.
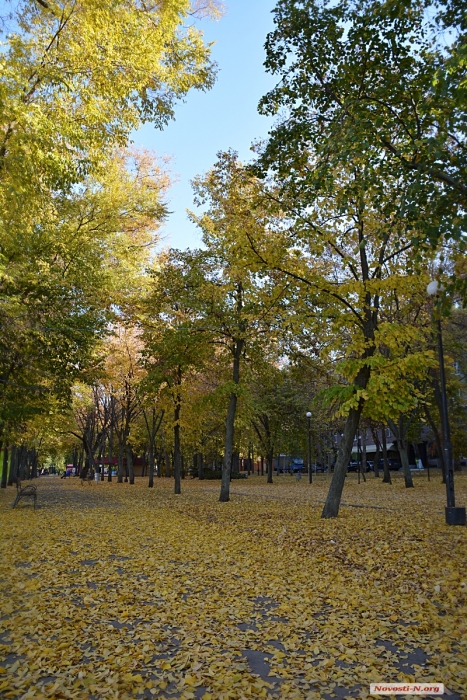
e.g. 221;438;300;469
306;412;312;484
427;280;466;526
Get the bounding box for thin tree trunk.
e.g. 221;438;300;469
199;452;204;480
148;440;155;488
220;337;244;502
117;438;124;483
108;423;113;482
321;405;363;518
1;445;7;489
127;444;134;484
381;427;392;484
389;417;414;488
371;426;381;478
173;401;181;494
424;405;445;482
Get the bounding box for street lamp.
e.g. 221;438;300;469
306;412;312;484
427;280;466;526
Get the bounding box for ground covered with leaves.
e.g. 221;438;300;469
1;473;466;699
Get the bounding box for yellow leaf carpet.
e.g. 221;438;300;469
1;474;466;699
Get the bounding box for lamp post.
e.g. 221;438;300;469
427;280;466;526
306;412;312;484
357;431;362;485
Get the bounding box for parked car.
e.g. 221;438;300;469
314;463;328;472
376;458;401;471
347;461;359;472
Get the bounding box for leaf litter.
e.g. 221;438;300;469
0;474;466;699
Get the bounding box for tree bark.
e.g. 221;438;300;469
127;444;134;484
220;336;244;503
173;400;181;494
266;450;274;484
108;423;113;482
117;438;125;483
322;405;363;517
8;445;15;485
381;427;392;484
1;445;7;489
148;440;155;487
424;404;445;482
371;426;381;478
198;452;204;480
388;417;414;488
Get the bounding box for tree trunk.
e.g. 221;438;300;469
266;450;274;484
371;426;381;478
117;438;124;483
1;445;7;489
321;405;363;518
165;448;171;477
220;338;244;503
8;445;16;485
381;427;392;484
31;449;38;479
127;444;134;484
398;440;413;487
198;452;204;480
173;401;181;495
108;424;113;482
261;455;264;476
148;441;155;488
388;417;413;488
424;405;445;482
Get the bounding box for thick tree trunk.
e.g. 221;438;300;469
8;445;16;486
220;338;244;503
127;444;134;484
266;450;273;484
174;402;181;495
1;445;7;489
321;405;363;518
398;440;413;488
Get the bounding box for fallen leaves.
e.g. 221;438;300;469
0;474;466;698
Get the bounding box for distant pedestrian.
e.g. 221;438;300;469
295;470;301;482
94;468;99;484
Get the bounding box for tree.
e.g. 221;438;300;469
140;251;212;494
0;0;219;442
219;151;441;515
258;0;467;264
190;156;290;501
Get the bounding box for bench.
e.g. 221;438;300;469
12;479;37;510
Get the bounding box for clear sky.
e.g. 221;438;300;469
133;0;278;251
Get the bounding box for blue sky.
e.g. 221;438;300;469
133;0;278;250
